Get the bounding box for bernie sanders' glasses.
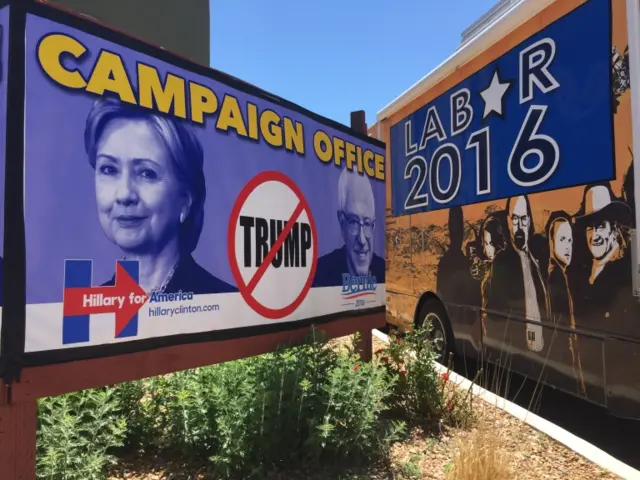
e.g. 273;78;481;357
341;212;375;238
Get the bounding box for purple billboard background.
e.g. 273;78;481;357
24;14;385;305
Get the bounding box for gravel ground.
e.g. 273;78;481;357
107;335;623;479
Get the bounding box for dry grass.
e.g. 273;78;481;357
445;427;513;480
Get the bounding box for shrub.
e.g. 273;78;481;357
37;387;127;480
202;330;405;477
109;378;149;449
102;330;404;478
376;325;477;428
36;327;472;479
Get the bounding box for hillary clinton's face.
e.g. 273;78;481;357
94;118;190;254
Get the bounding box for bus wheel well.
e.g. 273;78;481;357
413;292;446;327
413;292;454;361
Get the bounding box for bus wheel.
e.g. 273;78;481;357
418;299;452;363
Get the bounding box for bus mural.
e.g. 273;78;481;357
375;0;640;419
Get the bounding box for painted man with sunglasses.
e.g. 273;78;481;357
312;168;384;288
483;194;550;353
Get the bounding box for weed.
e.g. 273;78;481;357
37;387;127;480
445;427;513;480
398;453;423;479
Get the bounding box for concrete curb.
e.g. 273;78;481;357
371;329;640;480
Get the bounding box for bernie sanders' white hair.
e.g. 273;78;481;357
337;168;375;214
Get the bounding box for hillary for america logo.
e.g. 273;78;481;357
62;260;148;345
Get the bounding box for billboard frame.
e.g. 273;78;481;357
1;0;385;378
0;1;386;477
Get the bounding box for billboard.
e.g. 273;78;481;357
18;6;385;363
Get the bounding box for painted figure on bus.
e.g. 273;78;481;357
546;211;574;323
313;168;385;287
436;206;478;322
483;194;550;353
572;182;634;333
545;211;585;395
473;213;507;334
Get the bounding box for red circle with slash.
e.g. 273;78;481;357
228;171;318;319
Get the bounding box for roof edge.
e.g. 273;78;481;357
376;0;554;124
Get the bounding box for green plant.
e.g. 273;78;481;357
376;324;477;428
97;329;405;479
378;325;445;419
36;326;479;480
203;329;405;477
37;387;127;480
109;378;150;450
398;453;423;479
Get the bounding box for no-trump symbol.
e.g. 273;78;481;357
228;171;318;319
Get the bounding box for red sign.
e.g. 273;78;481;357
63;263;148;336
228;171;318;319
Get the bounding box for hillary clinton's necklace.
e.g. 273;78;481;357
150;261;178;294
122;257;179;294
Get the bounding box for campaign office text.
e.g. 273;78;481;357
37;33;386;182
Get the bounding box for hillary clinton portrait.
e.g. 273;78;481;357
84;97;236;295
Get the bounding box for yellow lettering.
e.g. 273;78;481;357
247;103;259;140
314;131;332;163
189;82;218;124
345;141;356;170
86;51;136;104
38;33;87;89
374;153;385;180
216;95;247;136
363;150;375;177
284;118;304;155
356;146;363;174
138;64;186;118
260;110;282;147
333;137;345;167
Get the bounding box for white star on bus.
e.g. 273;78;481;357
480;70;511;119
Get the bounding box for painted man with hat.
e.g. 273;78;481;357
573;182;634;334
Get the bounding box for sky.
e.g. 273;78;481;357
210;0;498;128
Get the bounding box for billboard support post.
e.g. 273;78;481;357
0;383;37;480
351;109;374;363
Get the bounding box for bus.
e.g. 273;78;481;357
370;0;640;420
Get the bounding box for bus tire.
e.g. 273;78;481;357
417;298;454;364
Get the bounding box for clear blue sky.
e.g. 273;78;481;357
210;0;497;128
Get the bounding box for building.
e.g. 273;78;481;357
459;0;522;48
47;0;210;66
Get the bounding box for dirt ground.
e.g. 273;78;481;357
108;335;623;480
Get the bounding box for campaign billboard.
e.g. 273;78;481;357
21;9;385;362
